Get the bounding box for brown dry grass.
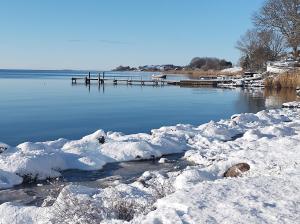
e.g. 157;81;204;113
164;69;243;79
264;69;300;88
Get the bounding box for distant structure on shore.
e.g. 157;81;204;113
266;58;300;74
112;64;183;72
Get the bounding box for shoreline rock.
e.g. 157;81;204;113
223;163;250;177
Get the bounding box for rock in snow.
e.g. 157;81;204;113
282;101;300;108
0;103;300;223
223;163;250;177
0;143;8;154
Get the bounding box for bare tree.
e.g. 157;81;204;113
259;30;287;60
236;29;286;70
253;0;300;58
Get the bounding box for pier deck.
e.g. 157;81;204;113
71;73;236;87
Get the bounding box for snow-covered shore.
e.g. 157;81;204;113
0;102;299;223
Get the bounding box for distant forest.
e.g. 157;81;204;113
187;57;232;70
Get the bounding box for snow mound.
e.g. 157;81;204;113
0;105;300;223
0;128;189;188
221;67;243;73
1;106;299;190
282;101;300;108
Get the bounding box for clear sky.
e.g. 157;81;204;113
0;0;263;70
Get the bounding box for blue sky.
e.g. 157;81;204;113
0;0;263;70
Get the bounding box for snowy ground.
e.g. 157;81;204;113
0;102;299;223
220;67;243;73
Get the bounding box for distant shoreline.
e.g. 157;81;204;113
0;68;243;80
163;69;243;79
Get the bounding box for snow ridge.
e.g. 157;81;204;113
0;104;300;223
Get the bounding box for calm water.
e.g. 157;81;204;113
0;69;298;146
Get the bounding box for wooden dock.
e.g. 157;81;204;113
71;72;234;87
175;80;219;87
71;72;174;86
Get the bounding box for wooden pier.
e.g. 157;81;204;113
71;72;174;86
71;72;235;87
175;80;219;87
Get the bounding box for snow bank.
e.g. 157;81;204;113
221;67;243;73
266;60;297;74
0;127;188;189
282;101;300;108
138;176;300;224
132;106;300;223
0;105;298;190
0;103;300;223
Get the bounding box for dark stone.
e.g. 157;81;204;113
97;136;105;144
224;163;250;177
19;173;38;184
0;146;7;154
137;179;149;187
150;155;156;162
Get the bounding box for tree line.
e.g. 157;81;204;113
236;0;300;71
188;57;232;70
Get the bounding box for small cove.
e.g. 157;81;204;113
0;69;298;206
0;70;298;146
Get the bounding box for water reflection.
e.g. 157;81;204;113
264;88;298;108
0;71;298;146
235;87;298;112
236;88;267;113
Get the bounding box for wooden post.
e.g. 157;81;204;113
98;73;101;85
